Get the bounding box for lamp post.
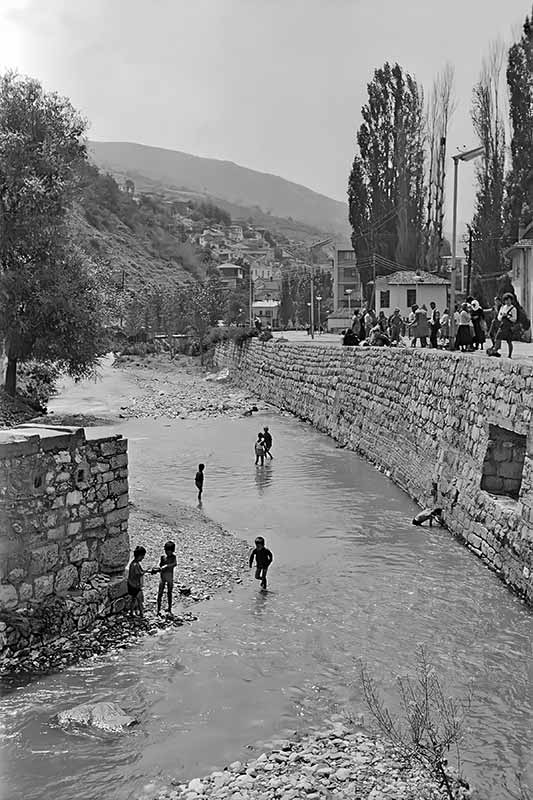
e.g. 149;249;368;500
316;295;322;334
248;265;253;328
306;301;312;334
449;145;484;347
345;288;353;313
308;237;333;340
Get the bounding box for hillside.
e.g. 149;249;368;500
72;163;203;293
88;141;350;236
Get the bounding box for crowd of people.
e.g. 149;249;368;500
342;293;528;358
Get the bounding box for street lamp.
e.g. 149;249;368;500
306;301;312;334
308;237;333;340
449;145;484;347
345;288;353;313
316;295;322;334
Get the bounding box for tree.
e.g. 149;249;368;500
470;42;506;300
505;9;533;243
184;278;228;364
424;64;456;271
0;72;107;395
348;63;425;296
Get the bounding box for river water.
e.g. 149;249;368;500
2;405;533;799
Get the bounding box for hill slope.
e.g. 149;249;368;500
89;141;349;235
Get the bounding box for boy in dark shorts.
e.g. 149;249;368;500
195;463;205;502
263;426;273;459
153;540;177;616
127;545;147;618
412;507;444;527
254;433;265;466
249;536;273;590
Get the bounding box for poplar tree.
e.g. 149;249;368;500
348;63;425;295
504;9;533;243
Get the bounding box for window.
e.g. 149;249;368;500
406;289;417;307
481;425;526;500
380;290;390;309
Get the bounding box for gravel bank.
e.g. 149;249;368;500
115;353;268;420
152;718;471;800
1;501;250;678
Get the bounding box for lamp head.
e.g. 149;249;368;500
453;145;484;163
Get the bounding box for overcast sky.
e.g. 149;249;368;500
0;0;529;230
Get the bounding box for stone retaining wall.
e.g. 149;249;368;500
215;340;533;603
0;424;130;660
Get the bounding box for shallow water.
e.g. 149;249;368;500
2;412;533;800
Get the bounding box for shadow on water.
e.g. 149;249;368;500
1;412;533;800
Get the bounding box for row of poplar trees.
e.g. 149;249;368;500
348;5;533;303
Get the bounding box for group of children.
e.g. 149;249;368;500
254;426;273;466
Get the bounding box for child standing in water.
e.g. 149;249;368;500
195;463;205;502
153;540;177;616
127;545;147;619
249;536;273;590
254;433;265;466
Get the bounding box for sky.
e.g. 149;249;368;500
0;0;530;231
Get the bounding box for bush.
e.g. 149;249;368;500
203;326;258;350
120;342;159;357
17;361;61;411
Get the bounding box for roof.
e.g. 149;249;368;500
381;270;450;286
218;263;244;270
252;300;280;308
504;239;533;257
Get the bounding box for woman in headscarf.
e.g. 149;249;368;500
467;297;485;350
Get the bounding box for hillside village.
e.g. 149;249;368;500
89;171;336;333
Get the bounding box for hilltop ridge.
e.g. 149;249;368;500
89;140;350;236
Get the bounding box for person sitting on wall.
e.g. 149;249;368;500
366;323;391;347
342;328;359;346
412;507;445;527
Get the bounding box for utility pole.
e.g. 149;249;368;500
119;269;126;330
466;226;473;297
249;264;253;328
310;260;315;340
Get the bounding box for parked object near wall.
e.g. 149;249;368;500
215;340;533;603
0;425;130;662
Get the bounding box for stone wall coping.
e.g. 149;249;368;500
0;425;124;459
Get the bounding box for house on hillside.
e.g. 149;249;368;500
254;276;281;301
373;270;449;318
507;220;533;329
227;225;244;242
217;263;244;289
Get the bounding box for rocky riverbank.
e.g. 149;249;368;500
114;353;268;420
151;718;471;800
0;501;250;678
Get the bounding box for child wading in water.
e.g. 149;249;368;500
195;463;205;502
153;540;177;616
254;433;265;466
249;536;273;590
127;545;147;619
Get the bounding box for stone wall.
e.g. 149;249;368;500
0;424;130;658
215;340;533;603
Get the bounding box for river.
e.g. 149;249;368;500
1;364;533;799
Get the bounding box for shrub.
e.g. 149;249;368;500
120;342;158;357
360;646;471;800
17;361;61;411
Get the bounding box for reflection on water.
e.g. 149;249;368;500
1;414;533;800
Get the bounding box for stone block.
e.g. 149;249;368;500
105;507;129;526
99;533;130;572
66;490;82;507
83;516;105;530
0;583;18;609
8;568;25;583
30;544;59;575
109;479;128;497
69;541;89;563
18;582;33;602
55;564;78;594
108;577;127;600
67;521;82;537
79;560;98;583
33;574;54;600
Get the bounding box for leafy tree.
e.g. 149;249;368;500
348;63;425;297
0;72;107;395
184;278;229;364
505;9;533;243
470;42;506;301
279;273;295;327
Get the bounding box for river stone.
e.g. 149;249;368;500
56;701;138;732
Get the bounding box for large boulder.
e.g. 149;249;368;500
56;701;138;732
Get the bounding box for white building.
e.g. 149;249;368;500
374;270;450;318
332;245;362;310
507;221;533;330
252;299;280;328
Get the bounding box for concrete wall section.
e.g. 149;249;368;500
215;340;533;603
